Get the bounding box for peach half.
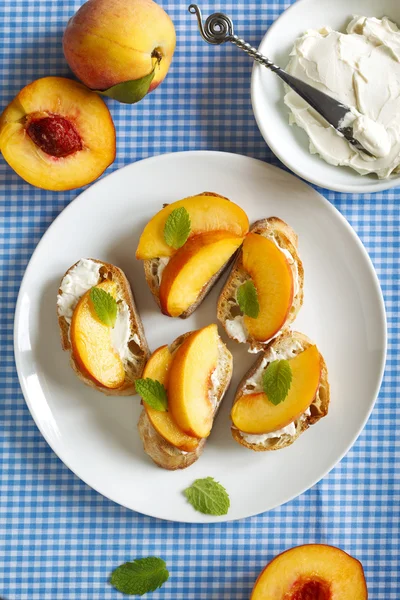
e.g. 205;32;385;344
136;193;249;259
242;233;294;342
70;280;125;389
251;544;368;599
168;324;219;438
159;231;244;317
0;77;116;191
142;345;199;452
231;345;321;434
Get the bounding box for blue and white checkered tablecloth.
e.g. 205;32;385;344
0;0;399;598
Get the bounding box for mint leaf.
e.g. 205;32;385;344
163;207;191;249
184;477;230;516
136;378;168;411
90;287;117;327
237;280;260;318
262;359;292;405
110;557;169;595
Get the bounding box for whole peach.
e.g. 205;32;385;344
63;0;176;95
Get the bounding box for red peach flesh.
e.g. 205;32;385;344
26;113;83;158
285;577;332;600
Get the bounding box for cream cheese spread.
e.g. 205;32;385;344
156;257;170;284
241;408;311;445
208;365;221;408
57;258;101;322
285;16;400;178
57;258;140;365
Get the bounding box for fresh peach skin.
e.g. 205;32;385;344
70;281;125;389
142;345;199;452
159;231;244;317
0;77;116;191
251;544;368;600
242;233;294;342
168;324;219;438
63;0;176;92
231;345;321;434
136;194;250;259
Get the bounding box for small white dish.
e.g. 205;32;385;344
251;0;400;193
14;151;386;522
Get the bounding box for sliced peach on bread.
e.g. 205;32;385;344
137;192;249;318
251;544;367;600
57;259;149;396
241;232;294;341
231;331;329;451
232;345;321;434
168;324;220;438
218;218;304;352
142;345;200;453
159;231;244;317
136;192;249;259
70;280;126;389
137;324;233;470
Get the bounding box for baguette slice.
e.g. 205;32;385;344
232;331;330;451
143;192;241;319
217;217;304;352
57;258;150;396
138;329;233;470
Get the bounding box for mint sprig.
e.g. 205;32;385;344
136;378;168;411
237;280;260;318
90;287;118;327
163;207;191;249
184;477;230;516
262;359;292;405
110;557;169;596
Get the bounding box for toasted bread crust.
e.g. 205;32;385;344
143;191;239;319
231;331;330;451
57;259;150;396
217;217;304;352
137;330;233;470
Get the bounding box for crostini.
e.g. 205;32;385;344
137;324;233;470
57;258;149;396
231;331;329;451
136;192;249;318
217;218;304;352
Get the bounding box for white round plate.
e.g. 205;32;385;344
14;151;386;522
251;0;400;193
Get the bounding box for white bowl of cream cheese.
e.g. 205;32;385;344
251;0;400;192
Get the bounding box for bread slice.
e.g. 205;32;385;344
138;330;233;470
143;192;238;319
217;217;304;352
57;258;150;396
231;331;330;451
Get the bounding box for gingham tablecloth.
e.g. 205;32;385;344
0;1;399;598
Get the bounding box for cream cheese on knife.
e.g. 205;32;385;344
285;16;400;178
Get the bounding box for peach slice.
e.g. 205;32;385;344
251;544;367;600
231;345;321;434
142;345;199;452
168;324;219;438
242;233;293;342
70;280;125;389
136;193;249;259
159;231;244;317
0;77;116;191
